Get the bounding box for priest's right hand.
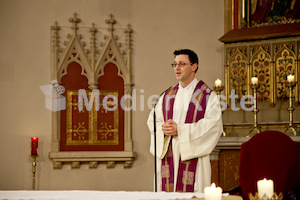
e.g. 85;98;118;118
161;119;178;136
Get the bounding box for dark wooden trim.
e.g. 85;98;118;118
219;23;300;43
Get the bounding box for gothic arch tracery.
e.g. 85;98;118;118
49;13;135;169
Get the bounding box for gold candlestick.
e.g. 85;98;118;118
284;81;297;136
213;85;223;96
248;83;260;137
32;155;37;190
249;192;283;200
213;85;226;137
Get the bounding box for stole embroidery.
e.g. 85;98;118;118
162;141;174;192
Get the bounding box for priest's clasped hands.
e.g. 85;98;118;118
162;119;178;136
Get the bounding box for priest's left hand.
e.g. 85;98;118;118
162;119;178;136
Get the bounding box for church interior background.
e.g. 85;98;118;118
0;0;299;192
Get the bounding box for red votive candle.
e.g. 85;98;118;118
31;137;38;156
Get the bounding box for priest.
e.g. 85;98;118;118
147;49;223;193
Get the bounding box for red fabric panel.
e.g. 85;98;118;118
60;62;125;151
60;62;89;151
98;63;124;151
239;131;299;199
61;62;89;90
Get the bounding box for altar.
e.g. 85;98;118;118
0;191;242;200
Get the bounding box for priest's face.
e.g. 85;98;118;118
173;54;197;86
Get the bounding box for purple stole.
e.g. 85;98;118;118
161;81;211;192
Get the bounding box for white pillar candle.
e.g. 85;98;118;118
204;183;222;200
251;77;258;85
287;74;294;83
215;79;222;87
257;178;274;198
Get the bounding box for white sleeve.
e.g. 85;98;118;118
147;96;166;159
177;92;223;161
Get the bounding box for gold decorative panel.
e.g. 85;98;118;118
227;47;248;98
224;37;300;106
274;42;296;100
250;45;272;101
66;90;119;146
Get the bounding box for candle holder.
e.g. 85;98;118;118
31;137;38;190
213;85;224;96
248;84;261;137
249;192;283;200
284;81;297;136
213;85;226;137
32;155;37;190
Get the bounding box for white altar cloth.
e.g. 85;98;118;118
0;191;206;200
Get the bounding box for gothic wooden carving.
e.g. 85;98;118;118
49;13;135;169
